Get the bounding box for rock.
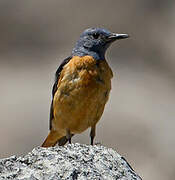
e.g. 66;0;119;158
0;143;142;180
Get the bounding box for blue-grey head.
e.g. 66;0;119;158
72;28;129;60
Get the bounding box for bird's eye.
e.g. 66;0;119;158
92;33;100;39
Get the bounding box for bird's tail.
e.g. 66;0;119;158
41;130;63;147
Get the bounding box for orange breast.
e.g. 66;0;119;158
52;56;113;135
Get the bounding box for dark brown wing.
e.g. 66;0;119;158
49;56;72;130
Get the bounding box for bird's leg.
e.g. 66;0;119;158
58;134;74;146
90;125;96;145
66;129;72;144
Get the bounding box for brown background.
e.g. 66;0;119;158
0;0;175;179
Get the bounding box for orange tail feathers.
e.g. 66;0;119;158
41;130;63;147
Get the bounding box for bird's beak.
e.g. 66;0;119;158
108;33;129;42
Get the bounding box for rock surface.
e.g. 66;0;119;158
0;143;142;180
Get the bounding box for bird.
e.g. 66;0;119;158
42;28;129;147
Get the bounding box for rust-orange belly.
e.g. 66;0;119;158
52;56;113;135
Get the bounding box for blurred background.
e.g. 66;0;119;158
0;0;175;179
